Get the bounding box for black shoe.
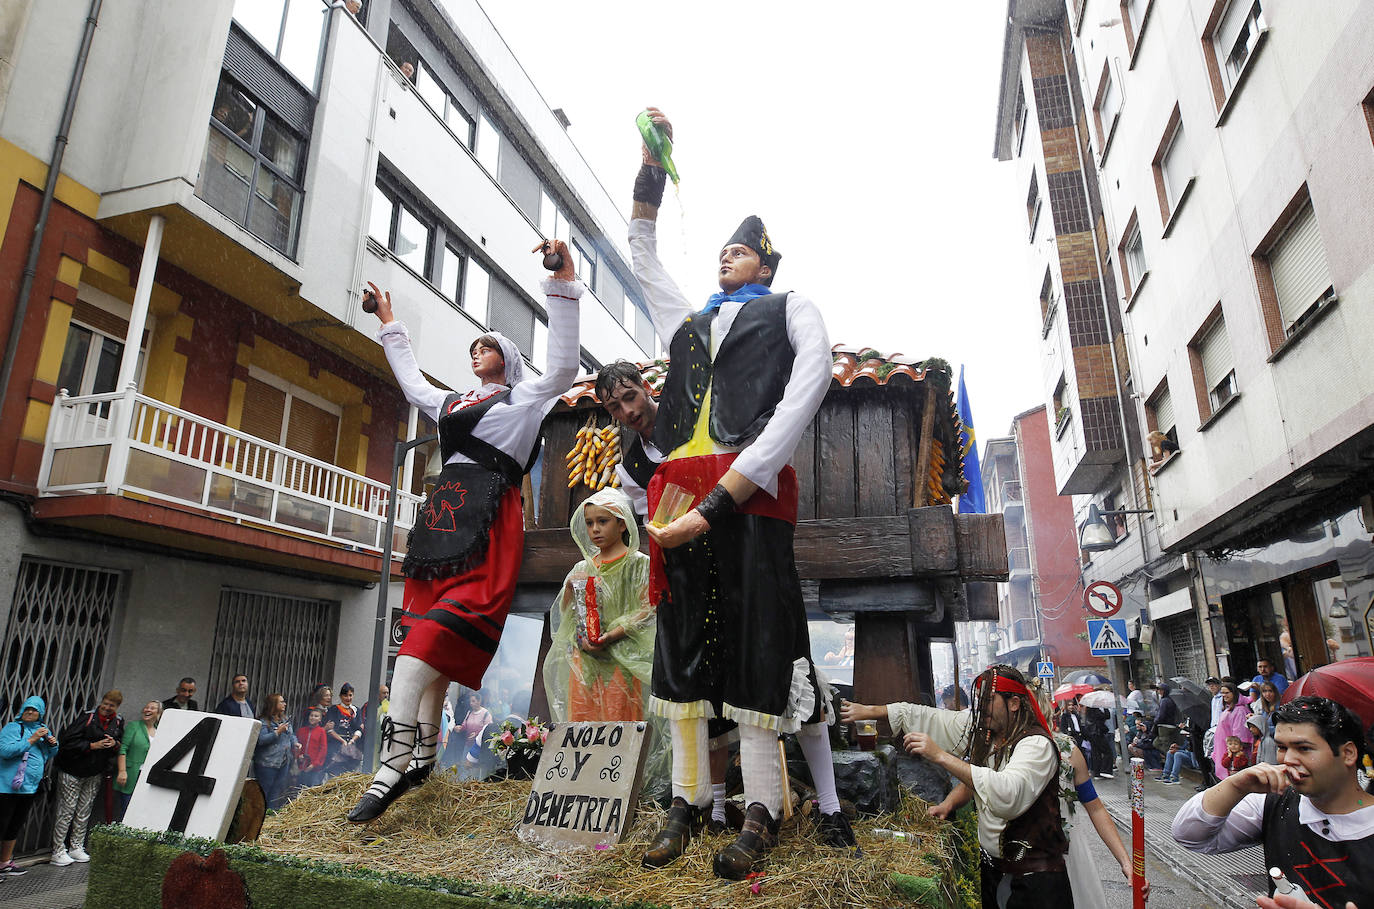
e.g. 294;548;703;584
817;810;860;853
705;817;729;835
642;797;706;868
347;762;433;824
713;802;779;880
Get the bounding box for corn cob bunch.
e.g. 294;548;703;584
565;413;621;491
928;438;948;504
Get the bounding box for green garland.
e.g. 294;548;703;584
949;804;981;909
87;825;668;909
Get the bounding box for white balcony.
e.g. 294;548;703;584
38;388;422;556
1008;546;1032;576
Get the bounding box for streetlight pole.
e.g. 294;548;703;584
362;433;436;770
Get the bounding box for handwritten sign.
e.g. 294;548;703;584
517;720;651;848
122;710;259;841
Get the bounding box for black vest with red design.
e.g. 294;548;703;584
1262;788;1374;904
651;293;795;455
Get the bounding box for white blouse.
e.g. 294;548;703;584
378;278;583;468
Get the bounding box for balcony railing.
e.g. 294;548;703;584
1008;546;1032;574
1001;480;1023;507
38;388;422;555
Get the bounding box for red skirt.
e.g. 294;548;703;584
397;485;524;686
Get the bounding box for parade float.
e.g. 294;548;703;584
84;350;1002;908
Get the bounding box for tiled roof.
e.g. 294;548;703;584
557;345;946;408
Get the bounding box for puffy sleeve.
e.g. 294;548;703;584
509;279;584;411
378;321;448;422
1170;790;1265;853
628;219;693;342
887;702;972;754
969;735;1058;828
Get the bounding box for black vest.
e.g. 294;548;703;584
651;293;795;455
620;432;659;489
998;726;1068;863
1262;788;1374;901
438;389;538;486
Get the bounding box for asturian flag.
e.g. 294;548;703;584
956;366;986;514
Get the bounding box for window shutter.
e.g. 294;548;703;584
1162;124;1189;207
1269;202;1331;331
1153;389;1175;434
240;377;286;444
1215;0;1254;59
1199;320;1232;391
284;397;339;464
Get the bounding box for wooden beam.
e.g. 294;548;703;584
913;382;938;507
954;513;1011;580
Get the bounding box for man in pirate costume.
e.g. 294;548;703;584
629;109;843;878
595;361;855;848
1173;695;1374;907
842;665;1072;907
346;243;582;823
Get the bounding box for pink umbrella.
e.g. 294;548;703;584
1053;683;1096;702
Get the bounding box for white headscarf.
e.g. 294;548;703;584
570;487;638;561
491;332;525;387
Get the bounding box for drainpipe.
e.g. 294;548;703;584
0;0;104;419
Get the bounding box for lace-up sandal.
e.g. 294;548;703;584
348;717;420;824
712;802;779;880
641;797;706;868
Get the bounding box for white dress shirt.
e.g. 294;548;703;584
628;219;831;497
1172;789;1374;853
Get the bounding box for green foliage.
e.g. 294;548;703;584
949;803;981;909
86;826;668;909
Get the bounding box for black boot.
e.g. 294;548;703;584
641;797;706;868
712;802;779;880
817;810;862;855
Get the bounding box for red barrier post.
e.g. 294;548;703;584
1131;756;1146;909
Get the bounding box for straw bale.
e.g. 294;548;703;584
257;771;956;908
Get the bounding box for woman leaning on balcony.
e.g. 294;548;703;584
347;240;581;824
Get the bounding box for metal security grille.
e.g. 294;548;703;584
1161;613;1206;684
1;559;122;855
205;589;338;720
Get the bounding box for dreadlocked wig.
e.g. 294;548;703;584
967;664;1052;768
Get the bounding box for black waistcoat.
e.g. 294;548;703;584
1262;788;1374;901
620;432;659;489
437;389;538;486
998;726;1068;863
651;292;795;455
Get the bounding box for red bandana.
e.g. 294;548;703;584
975;670;1052;737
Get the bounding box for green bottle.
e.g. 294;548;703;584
636;110;679;185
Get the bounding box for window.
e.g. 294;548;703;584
1190;309;1236;422
370;179;434;277
1011;82;1028;157
414;60;474;148
196;75;306;257
1257;197;1334;343
1153;107;1193;227
572;238;596;288
1027;172;1041;239
1123;0;1152;57
1204;0;1267;109
1052;375;1071;434
1093;62;1122;153
441;244;464;305
532;318;549;373
1118;211;1148;300
539;190;570;243
476;112;501;175
231;0;328;91
464;259;491;326
1216;1;1265;91
1146;382;1177;451
1039;269;1058;338
239;368;342;466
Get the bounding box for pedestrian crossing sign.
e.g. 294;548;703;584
1035;661;1055;678
1088;618;1131;656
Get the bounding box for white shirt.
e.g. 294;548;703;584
628;219;831;497
1172;790;1374;853
378;278;583;467
1210;692;1224;729
614;433;666;519
887;702;1060;858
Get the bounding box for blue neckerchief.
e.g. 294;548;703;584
701;283;772;314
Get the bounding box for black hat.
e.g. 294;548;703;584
1205;676;1220;684
723;215;781;283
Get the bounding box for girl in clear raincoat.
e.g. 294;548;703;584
543;488;667;792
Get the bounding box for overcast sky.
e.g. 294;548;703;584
479;1;1046;453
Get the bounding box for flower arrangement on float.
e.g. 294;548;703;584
487;716;549;778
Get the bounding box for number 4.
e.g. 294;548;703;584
146;716;220;832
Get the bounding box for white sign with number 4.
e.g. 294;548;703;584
122;710;259;841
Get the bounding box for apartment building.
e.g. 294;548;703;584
0;0;652;846
980;406;1102;679
997;0;1374;685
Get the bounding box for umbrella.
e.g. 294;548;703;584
1053;683;1096;702
1169;676;1208;697
1079;690;1119;710
1282;657;1374;731
1063;670;1110;685
1168;689;1212;732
